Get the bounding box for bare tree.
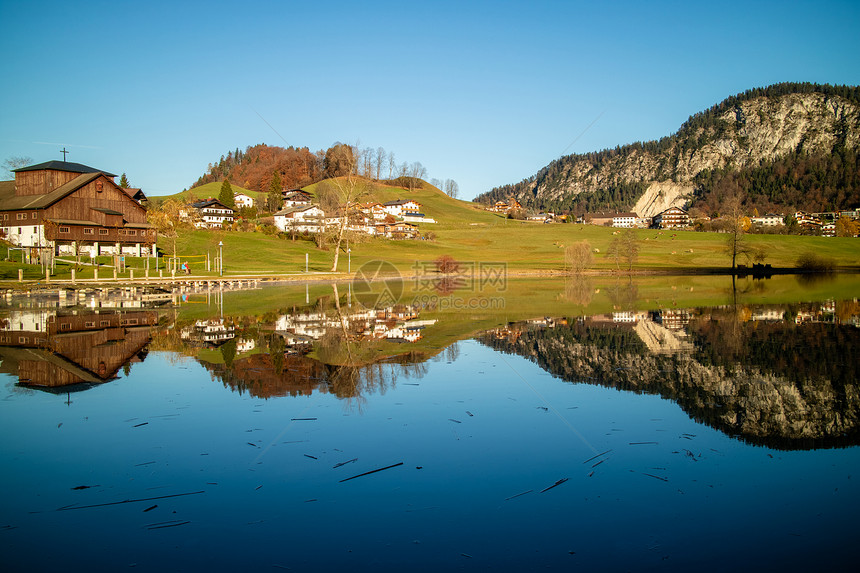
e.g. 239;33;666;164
444;179;460;199
387;151;396;179
316;159;370;272
564;241;593;274
724;195;750;271
375;147;386;181
606;228;639;272
3;156;32;177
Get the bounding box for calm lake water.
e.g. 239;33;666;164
1;275;858;571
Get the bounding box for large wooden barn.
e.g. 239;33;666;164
0;160;155;260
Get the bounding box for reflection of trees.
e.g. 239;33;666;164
477;313;860;450
607;278;638;311
562;276;593;306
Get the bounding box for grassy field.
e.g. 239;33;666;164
2;179;859;284
161;179;860;275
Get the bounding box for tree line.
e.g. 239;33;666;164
191;142;459;199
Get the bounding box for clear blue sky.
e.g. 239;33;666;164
2;0;858;199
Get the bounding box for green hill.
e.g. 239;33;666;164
151;181;261;205
302;178;498;226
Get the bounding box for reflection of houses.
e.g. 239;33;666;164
0;309;158;390
180;319;236;347
0;160;156;258
274;304;433;346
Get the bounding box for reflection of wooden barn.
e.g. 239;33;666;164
0;160;155;259
0;310;159;391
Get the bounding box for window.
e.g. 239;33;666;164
59;227;70;233
100;320;110;327
126;229;136;236
31;213;36;219
60;323;70;331
84;228;93;235
17;213;26;220
99;229;109;235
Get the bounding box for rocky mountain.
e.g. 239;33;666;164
477;83;860;217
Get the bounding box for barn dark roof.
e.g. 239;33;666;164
0;173;102;211
13;161;117;178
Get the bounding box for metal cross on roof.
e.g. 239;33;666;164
61;147;69;161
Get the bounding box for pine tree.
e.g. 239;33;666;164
219;179;235;208
267;171;282;212
119;173;130;188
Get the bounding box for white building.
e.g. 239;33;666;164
274;205;326;234
190;199;235;229
234;193;255;209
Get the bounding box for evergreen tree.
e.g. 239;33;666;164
267;171;282;212
219;179;235;208
119;173;130;188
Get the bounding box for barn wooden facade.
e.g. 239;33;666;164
0;160;156;259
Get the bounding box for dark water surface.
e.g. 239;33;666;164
1;277;858;571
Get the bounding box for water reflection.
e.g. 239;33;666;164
2;280;858;450
478;300;860;449
0;309;158;392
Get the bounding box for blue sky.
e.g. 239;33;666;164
1;0;858;199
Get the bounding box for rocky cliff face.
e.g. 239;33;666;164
482;87;860;217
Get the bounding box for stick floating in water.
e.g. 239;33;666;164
339;462;404;483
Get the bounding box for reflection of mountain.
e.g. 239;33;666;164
0;310;158;392
478;307;860;450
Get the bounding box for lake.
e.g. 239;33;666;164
1;274;858;571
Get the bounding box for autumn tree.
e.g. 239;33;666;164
324;143;356;178
219;179;235;208
147;199;191;271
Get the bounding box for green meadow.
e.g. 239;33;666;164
1;180;859;285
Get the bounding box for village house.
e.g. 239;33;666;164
652;207;690;229
274;204;326;234
190;199;234;229
587;212;638;228
489;199;523;214
750;213;784;227
282;190;312;209
382;199;422;218
0;160;155;259
233;192;255;209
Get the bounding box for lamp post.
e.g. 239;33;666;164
348;248;351;274
218;241;223;277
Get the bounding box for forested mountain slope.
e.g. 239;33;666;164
477;83;860;217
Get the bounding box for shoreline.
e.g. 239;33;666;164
1;266;857;294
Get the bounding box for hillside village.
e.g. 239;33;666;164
487;199;860;236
